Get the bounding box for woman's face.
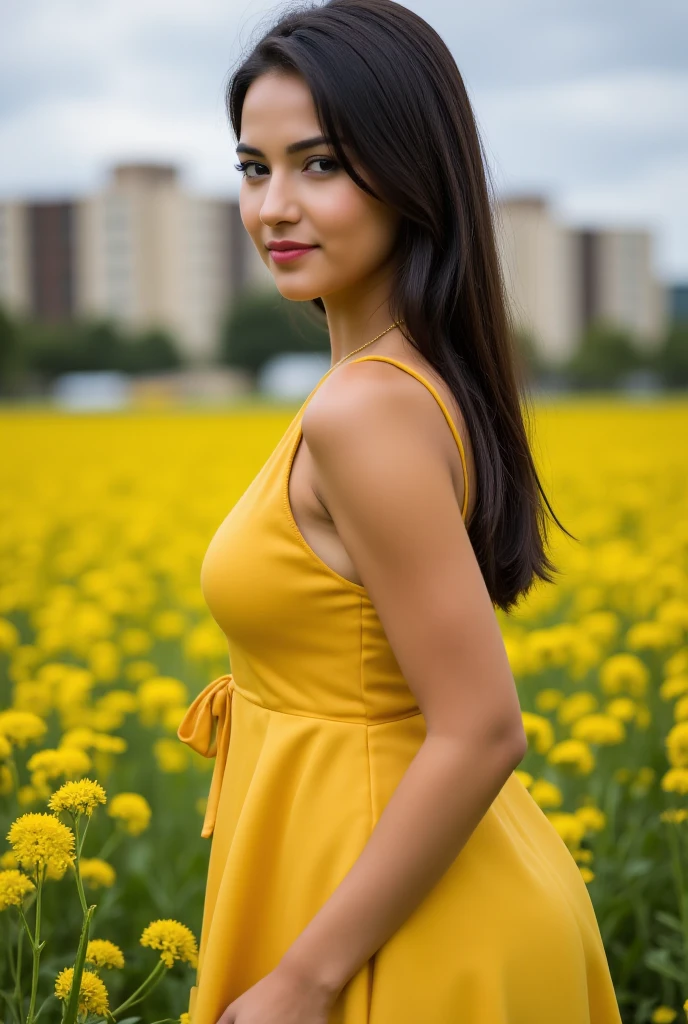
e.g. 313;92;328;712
236;71;401;303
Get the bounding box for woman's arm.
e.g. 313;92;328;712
276;361;528;999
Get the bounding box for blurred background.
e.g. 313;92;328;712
2;3;688;1023
0;0;686;407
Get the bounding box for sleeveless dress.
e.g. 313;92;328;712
177;355;622;1024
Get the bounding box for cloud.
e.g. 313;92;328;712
0;0;686;278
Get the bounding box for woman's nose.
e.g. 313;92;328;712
259;170;300;226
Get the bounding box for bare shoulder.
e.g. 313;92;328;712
303;355;464;453
303;354;473;523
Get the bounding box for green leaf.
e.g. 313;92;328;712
643;947;686;984
654;910;684;934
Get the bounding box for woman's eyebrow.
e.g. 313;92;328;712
235;135;333;157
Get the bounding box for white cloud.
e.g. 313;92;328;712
0;0;686;278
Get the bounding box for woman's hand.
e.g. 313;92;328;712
216;961;338;1024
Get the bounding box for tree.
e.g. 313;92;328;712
119;327;183;374
0;304;23;394
565;320;645;390
654;322;688;388
219;288;329;375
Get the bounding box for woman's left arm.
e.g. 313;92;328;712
275;362;528;1001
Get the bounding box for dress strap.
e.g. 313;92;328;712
350;355;469;522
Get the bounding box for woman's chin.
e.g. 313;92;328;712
273;280;324;302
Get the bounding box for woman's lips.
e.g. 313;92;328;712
269;246;318;264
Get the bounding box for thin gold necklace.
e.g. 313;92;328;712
326;319;405;374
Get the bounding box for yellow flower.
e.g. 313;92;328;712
632;766;656;791
571;714;626;746
0;617;20;652
54;967;109;1016
547;739;595;775
660;675;688;701
599;653;649;698
666;722;688;768
545;812;586;849
661;768;688;794
572;847;594;864
27;747;92;783
86;938;125;969
154;738;189;773
49;779;107;816
675;695;688;722
666;649;688;676
604;697;637;723
0;734;11;759
651;1008;677;1024
7;812;75;874
17;785;41;807
0;869;35;910
578;610;619;646
0;765;12;796
521;712;555;755
107;793;152;835
557;692;599;726
137;677;188;726
119;627;153;655
579;866;595;884
180;1014;191;1024
140;918;199;968
660;808;688;824
0;710;47;747
513;770;533;789
124;659;159;684
534;689;564;713
529;779;563;809
574;805;606;833
151;610;186;639
628;620;680;651
0;852;18;869
80;858;116;888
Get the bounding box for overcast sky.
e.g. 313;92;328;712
1;0;686;282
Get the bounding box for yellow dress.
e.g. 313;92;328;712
178;355;622;1024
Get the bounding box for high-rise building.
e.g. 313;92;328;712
0;162;271;362
495;195;668;364
0;167;668;365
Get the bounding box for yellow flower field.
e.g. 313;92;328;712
1;398;688;1023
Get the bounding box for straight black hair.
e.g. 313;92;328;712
227;0;570;612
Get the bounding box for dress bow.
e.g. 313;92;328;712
177;673;235;838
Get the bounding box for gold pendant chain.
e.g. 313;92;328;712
326;319;405;374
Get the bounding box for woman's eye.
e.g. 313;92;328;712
306;157;339;173
233;157;339;179
233;160;266;179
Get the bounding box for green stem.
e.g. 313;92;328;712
14;911;24;1024
26;865;46;1024
109;959;167;1018
60;904;95;1024
666;821;688;986
72;816;89;917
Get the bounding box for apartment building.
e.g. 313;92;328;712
496;195;668;364
0;163;270;361
0;166;668;365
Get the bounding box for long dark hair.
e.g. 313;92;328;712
227;0;570;612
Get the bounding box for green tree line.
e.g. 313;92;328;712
1;289;687;396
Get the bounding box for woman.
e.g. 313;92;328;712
177;0;623;1021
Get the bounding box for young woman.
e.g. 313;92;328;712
177;1;623;1021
